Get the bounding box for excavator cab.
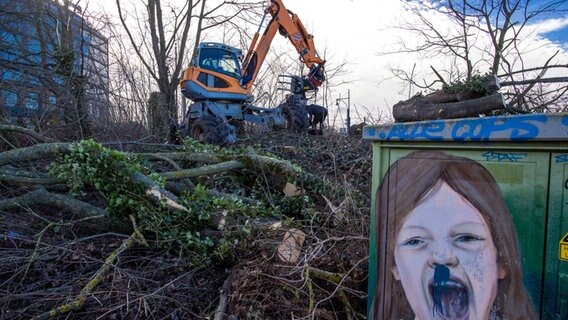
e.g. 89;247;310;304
180;42;249;102
193;43;242;81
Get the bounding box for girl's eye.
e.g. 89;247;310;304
455;234;484;243
402;238;424;247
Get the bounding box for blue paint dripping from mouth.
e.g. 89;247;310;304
433;264;450;318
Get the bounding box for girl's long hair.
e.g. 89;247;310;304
371;150;536;320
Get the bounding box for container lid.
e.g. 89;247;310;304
363;113;568;142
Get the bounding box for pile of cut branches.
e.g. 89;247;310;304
0;127;371;320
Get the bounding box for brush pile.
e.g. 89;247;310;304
0;126;372;320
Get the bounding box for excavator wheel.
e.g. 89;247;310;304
282;104;309;133
190;115;229;145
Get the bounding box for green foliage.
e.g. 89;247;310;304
180;136;223;154
278;194;314;219
48;139;152;219
214;237;233;260
181;137;276;159
442;73;493;96
180;137;303;206
138;184;278;261
49;139;280;263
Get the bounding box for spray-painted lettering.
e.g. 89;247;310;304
482;151;527;162
451;115;546;141
381;121;445;141
556;155;568;163
364;114;561;141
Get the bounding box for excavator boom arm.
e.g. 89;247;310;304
241;0;325;91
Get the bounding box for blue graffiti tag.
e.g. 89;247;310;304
365;114;568;141
483;151;528;162
369;115;550;141
451;115;547;141
382;121;446;141
556;154;568;163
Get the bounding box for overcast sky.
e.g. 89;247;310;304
281;0;568;123
283;0;411;119
89;0;568;125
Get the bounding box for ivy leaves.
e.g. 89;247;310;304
48;139;280;263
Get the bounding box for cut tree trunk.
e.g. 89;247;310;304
393;93;506;122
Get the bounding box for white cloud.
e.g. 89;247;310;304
526;17;568;35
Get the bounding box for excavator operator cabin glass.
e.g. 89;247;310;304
199;47;241;80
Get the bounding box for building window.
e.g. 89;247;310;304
24;92;39;110
2;90;18;108
28;38;41;54
2;70;22;81
47;94;57;106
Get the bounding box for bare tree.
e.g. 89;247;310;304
113;0;260;139
93;16;153;141
386;0;568;112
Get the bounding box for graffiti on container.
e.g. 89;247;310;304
373;121;446;141
483;151;528;162
366;114;568;141
450;116;545;141
556;154;568;163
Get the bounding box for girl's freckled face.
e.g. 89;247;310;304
392;182;504;320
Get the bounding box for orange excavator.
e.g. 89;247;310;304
177;0;326;144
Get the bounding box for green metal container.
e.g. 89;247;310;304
363;113;568;319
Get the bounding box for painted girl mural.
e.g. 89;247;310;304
371;150;536;319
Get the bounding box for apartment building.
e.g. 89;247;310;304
0;0;109;123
